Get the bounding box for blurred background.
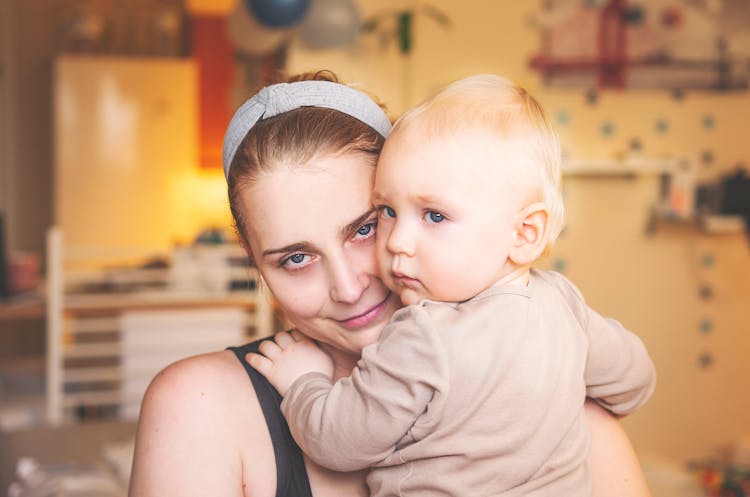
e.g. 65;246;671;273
0;0;749;496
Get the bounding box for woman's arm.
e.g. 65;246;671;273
128;351;276;497
585;400;652;497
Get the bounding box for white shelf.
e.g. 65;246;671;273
563;158;681;177
44;226;275;425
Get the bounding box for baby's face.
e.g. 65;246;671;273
373;126;531;305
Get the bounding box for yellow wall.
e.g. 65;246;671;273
287;1;748;178
546;177;750;462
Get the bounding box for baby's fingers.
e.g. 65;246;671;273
246;352;273;377
274;330;296;349
257;338;281;359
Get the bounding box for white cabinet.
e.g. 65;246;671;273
53;55;199;251
45;227;274;425
119;308;250;419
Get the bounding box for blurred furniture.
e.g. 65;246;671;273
0;420;136;495
45;226;273;425
639;452;705;497
0;299;43;321
49;52;265;426
1;214;10;300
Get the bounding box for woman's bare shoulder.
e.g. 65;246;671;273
130;348;276;497
136;349;256;426
144;349;246;402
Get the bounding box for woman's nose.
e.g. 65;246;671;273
328;251;368;304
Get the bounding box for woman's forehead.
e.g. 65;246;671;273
243;154;376;250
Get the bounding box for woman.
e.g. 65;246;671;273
128;71;651;497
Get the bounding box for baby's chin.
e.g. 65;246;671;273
399;288;425;307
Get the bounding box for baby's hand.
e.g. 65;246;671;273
246;330;334;396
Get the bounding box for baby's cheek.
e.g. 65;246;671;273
375;245;392;278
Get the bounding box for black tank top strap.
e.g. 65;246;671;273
229;338;314;497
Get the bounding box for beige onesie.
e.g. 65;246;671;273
282;269;656;496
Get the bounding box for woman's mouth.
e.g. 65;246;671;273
337;294;391;329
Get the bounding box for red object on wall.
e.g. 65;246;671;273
190;15;234;169
528;0;630;89
598;0;627;88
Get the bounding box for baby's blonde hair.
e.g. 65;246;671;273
393;74;565;247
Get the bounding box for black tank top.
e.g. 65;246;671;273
229;339;314;497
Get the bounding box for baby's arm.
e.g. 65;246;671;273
582;304;656;415
247;330;334;395
545;271;656;415
260;307;448;472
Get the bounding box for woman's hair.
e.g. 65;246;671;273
227;71;387;259
394;74;565;248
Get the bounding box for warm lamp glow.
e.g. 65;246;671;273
186;0;236;15
168;168;234;245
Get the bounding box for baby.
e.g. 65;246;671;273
250;74;656;496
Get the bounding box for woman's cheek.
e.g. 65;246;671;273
353;238;381;279
266;272;327;323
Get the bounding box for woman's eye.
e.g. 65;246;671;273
281;253;310;269
354;221;377;240
379;206;396;219
426;211;445;223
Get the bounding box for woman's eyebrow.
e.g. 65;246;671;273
342;208;377;238
262;242;313;257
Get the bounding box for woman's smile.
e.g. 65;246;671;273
336;293;392;329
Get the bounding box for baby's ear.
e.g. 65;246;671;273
509;202;549;266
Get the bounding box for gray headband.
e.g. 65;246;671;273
222;80;392;179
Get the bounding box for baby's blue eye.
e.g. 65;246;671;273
290;254;305;264
357;224;373;236
383;206;396;218
427;211;445;223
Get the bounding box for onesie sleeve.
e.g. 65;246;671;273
545;271;656;416
280;305;450;471
581;304;656;415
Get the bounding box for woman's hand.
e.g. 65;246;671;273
247;330;335;396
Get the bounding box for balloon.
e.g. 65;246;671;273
621;5;646;25
247;0;311;28
299;0;360;49
228;2;291;56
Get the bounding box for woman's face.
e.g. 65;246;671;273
240;152;402;366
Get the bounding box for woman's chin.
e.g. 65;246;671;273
354;323;386;348
303;292;400;357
